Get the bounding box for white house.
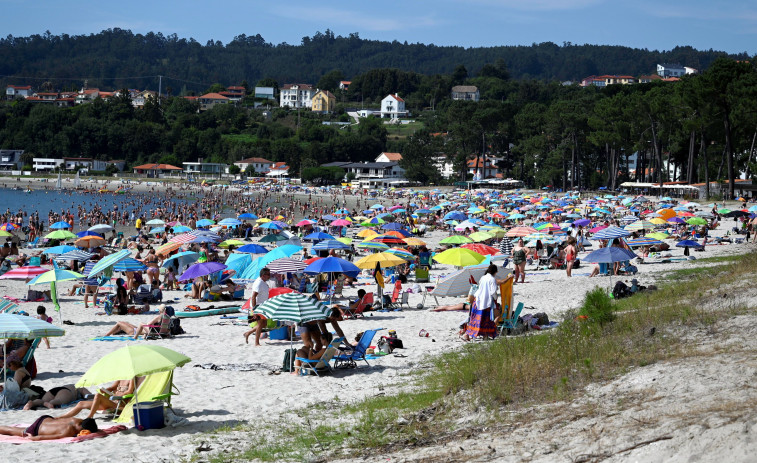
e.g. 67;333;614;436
234;157;274;174
432;156;456;179
63;157;107;172
657;63;685;78
6;85;33;100
684;67;699;75
280;84;315;109
33;158;65;172
380;94;408;119
451;86;480;102
183;161;229;178
254;87;276;108
322;160;407;188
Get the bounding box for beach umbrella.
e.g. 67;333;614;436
196;219;216;227
381;223;405;231
402;237;426;247
0;313;65;408
218;218;242;227
50;221;71;229
686;217;708;226
360;218;385;226
356;229;379;239
0;223;16;231
385;248;414;261
370;234;407;245
76;230;102;238
645;232;669;240
0;266;49;280
506;226;538;237
45;230;77;241
88;224;113;234
260;233;289;243
241;287;295;311
75;344;190;388
239;245;303;281
267;258;308;275
178;262;227;281
444;211;467;221
625;237;663;247
667;217;685;224
460;243;500;256
43;245;77;255
55;250;94;262
113;258;148;273
582;246;638;290
156;241;182;255
676;239;703;248
27;268;84;322
238;213;258;220
718;208;732;215
236;244;268;254
312;239;350;251
573;219;591;227
0;230;10;238
295;219;315;227
169;233;195;244
430;263;491;298
624;220;655;232
433;248;486;267
357;240;390;251
88;249;131;278
188;235;218;244
75;235;107;248
354;252;407;269
162;251;199;274
148;227;166;235
336;237;352;245
171;225;192;233
592;226;631;240
278;237;302;247
303;256;360;276
219;239;245;248
331;219;352;227
440;235;474;246
469;231;495;242
259;222;284;230
304;232;334;241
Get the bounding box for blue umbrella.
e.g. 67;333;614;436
43;245;77;255
583;247;637;263
149;227;165;234
444;211;467;221
303;256;360;277
238;213;258;220
237;244;269;254
162;251;200;274
196;219;215;227
50;221;71;229
381;223;405;231
76;230;102;238
259;222;283;230
676;240;703;248
239;244;303;281
172;225;192;233
321;215;338;221
178;262;227;281
312;240;350;251
88;249;131;278
218;218;242;227
113;258;148;272
304;232;334;241
189;235;218;244
592;226;631;240
55;250;94;262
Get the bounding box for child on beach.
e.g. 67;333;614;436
164;266;178;290
36;305;52;348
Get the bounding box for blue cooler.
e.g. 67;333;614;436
269;326;288;340
134;402;165;430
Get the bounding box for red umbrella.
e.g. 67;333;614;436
0;266;49;280
460;243;500;256
242;287;296;310
304;257;323;265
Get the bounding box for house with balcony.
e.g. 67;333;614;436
75;88;100;105
198;93;230;111
33;158;65;172
311;90;336;114
467;157;500;179
183;160;229;178
280;84;315;109
322;160;407;188
6;85;33;100
133;163;183;177
0;150;25;171
63;157;107;172
266;162;291;179
234;157;274;174
451;86;480;102
219;86;245;103
657;63;686;78
380;94;408;119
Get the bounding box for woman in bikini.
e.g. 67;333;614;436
565;236;577;277
56;378;136;419
24;384;91;410
511;238;528;284
143;249;160;285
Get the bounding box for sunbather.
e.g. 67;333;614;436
0;360;31;391
291;332;332;376
102;306;169;339
332;289;366;318
0;416;98;441
24;384;91;410
56;378;135;419
431;294;475;312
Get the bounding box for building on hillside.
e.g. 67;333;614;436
432;156;456;179
280;84;315;109
33;158;64;172
657;63;686;78
380;94;408;119
339;81;351;90
132;90;157;108
466;157;500;179
375;152;402;163
451;85;480;102
311;90;336;114
183;160;228;178
198;93;230;111
322;161;407;188
254;87;276;107
6;85;33;100
0;150;25;171
219;86;245;102
106;160;126;172
63;157;107;172
581;75;636;87
266;162;290;179
638;74;662;84
75;88;100;105
234;157;274;174
132;163;183;177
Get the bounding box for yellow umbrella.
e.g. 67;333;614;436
354;252;407;269
357;229;379;239
468;231;494;242
336;237;353;244
649;218;667;225
432;248;486;267
402;237;426;246
219;239;245;248
646;232;669;240
256;218;271;223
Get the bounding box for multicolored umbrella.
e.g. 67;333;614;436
113;258;148;272
88;249;132;277
267;258;308;275
354;252;407;269
0;266;49;280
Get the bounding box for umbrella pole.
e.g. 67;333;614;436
1;343;6;410
134;383;141;429
51;281;62;324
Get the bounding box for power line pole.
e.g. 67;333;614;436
158;75;162;105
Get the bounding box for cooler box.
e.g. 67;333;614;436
134;401;165;430
269;326;289;340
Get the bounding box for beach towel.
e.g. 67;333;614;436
0;424;128;444
91;336;133;341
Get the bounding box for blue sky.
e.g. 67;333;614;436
1;0;755;54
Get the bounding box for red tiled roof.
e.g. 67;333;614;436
271;162;289;170
238;157;273;164
133;163;182;170
183;96;199;100
387;93;404;102
8;85;32;90
227;86;245;91
380;152;402;161
466;158;497;168
199;93;229;100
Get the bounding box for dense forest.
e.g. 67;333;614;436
1;56;756;199
0;29;749;91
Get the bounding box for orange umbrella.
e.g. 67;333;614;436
74;236;106;248
156;242;181;255
656;208;676;221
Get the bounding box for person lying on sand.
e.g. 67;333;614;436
24;384;91;410
431;294;475;312
56;379;135;419
0;416;98;441
103;305;170;339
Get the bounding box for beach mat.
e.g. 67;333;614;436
176;306;240;318
0;424;128;444
91;336;132;341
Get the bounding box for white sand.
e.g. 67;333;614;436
0;206;752;461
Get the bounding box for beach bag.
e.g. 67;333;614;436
612;281;630;299
383;335;403;349
169;317;185;335
282;348;298;372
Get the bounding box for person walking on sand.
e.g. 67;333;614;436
565;236;577;277
243;267;271;346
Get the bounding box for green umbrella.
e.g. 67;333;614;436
440;235;474;245
718;208;731;215
260;233;289;243
433;248;486;267
76;345;191;388
45;230;77;240
686;217;708;226
27;268;83;323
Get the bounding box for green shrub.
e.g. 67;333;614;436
579;287;615;325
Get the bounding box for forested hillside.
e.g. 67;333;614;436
0;29;747;91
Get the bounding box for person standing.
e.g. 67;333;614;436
463;264;508;341
243;267;271;346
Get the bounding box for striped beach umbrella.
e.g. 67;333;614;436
591;226;631;240
236;244;269;254
312;239;351;251
55;250;94;262
267;258;308;275
625;237;663;247
0;223;16;231
506;226;538;238
624;220;655;232
196;219;216;227
218;218;242;227
157;241;182;255
468;231;494;242
88;249;131;277
357;240;389;251
113;258;148;272
0;266;49;280
402;237;426;246
253;292;332;324
498;238;514;255
386;247;414;260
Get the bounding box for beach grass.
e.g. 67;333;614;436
200;249;757;461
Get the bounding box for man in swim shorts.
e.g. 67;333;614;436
0;416;98;440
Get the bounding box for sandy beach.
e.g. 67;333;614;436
0;179;754;462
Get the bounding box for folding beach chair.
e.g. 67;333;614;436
296;337;343;377
498;302;524;336
332;328;383;369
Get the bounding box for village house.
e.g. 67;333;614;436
467;157;500;179
380;94;408;119
32;158;64;172
280;84;315;109
311;90;336;114
321;152;407;188
657;63;686;78
183;160;229;178
132;163;183;178
198;93;229;111
451;85;480;102
0;150;25;171
63;157;107;172
234;157;275;174
266;162;291;179
6;85;33;100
